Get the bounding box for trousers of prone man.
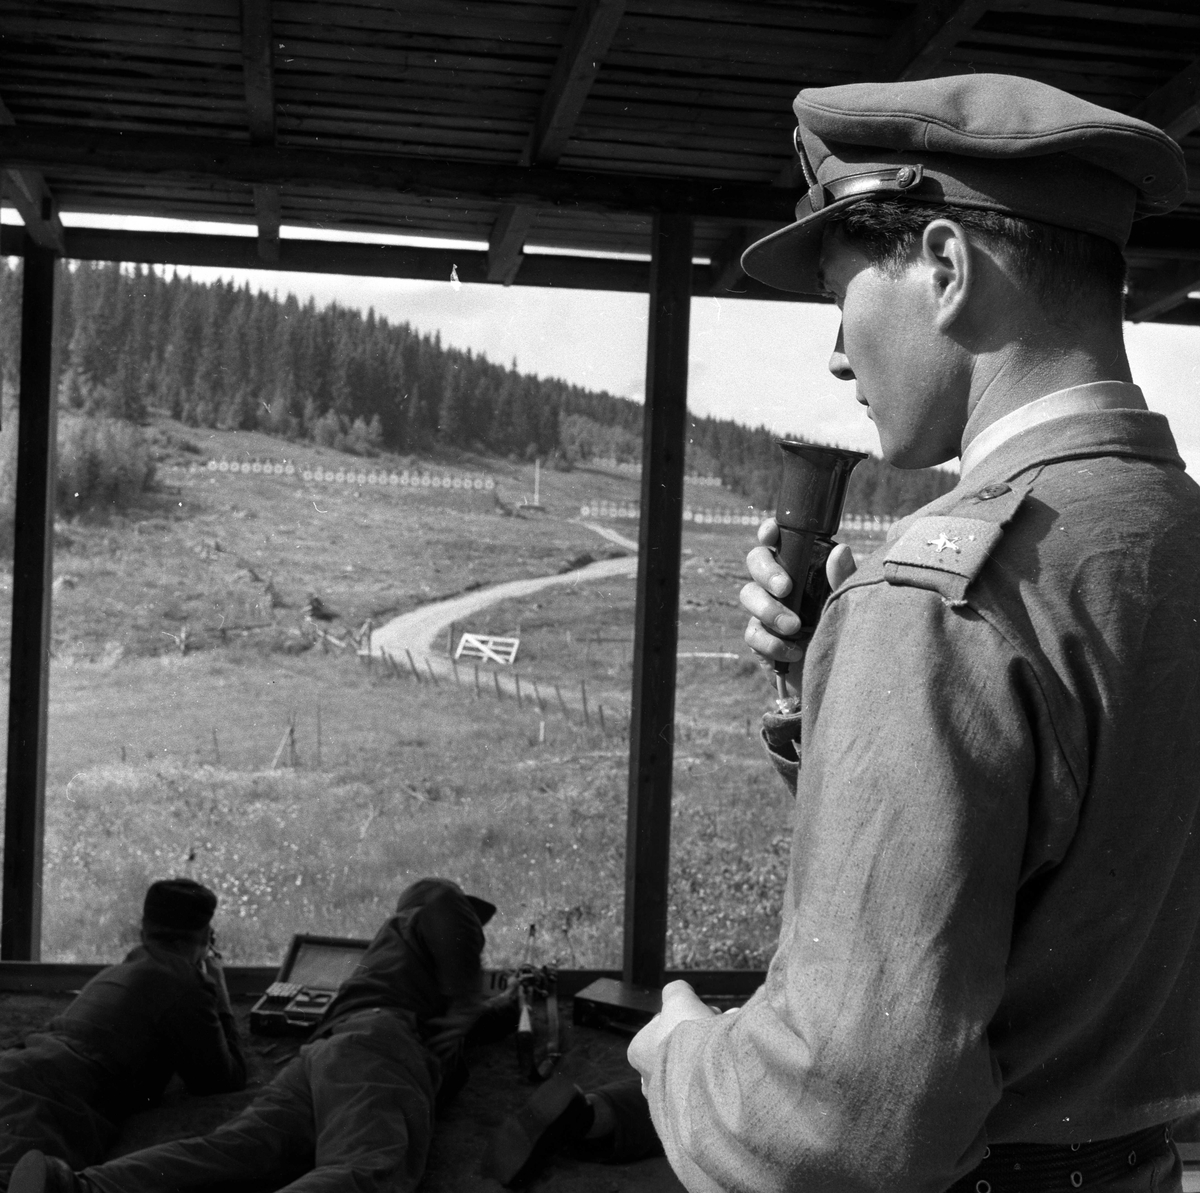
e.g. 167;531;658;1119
81;1009;440;1193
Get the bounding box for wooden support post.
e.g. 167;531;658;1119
555;683;569;720
3;240;58;961
405;649;421;682
424;659;437;685
580;678;591;726
493;671;503;701
474;664;481;699
623;213;692;990
514;673;523;708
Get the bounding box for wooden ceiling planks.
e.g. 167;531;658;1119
0;0;1198;321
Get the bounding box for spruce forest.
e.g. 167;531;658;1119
0;258;955;516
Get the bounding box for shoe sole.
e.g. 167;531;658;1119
9;1151;50;1193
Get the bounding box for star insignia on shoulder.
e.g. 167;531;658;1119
926;533;961;553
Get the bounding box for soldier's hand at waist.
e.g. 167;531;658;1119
627;980;719;1095
741;518;857;681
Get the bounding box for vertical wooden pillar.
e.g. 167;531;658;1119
624;213;692;989
2;239;58;960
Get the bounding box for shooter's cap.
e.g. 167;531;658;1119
395;877;496;926
143;878;218;931
742;73;1188;295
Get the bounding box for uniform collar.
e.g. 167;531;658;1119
959;381;1147;478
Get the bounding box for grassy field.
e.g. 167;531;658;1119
0;418;883;969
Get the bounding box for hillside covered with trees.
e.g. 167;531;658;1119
0;258;954;516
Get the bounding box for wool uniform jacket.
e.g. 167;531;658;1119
644;402;1200;1193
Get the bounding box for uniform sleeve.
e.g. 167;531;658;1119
163;970;247;1095
645;583;1052;1193
416;887;486;1007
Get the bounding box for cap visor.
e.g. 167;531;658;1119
466;895;497;926
741;194;865;295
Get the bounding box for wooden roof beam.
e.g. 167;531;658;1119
876;0;992;82
0;99;64;253
0;123;854;222
1121;58;1200;318
1131;57;1200;142
0;224;813;304
488;0;626;283
240;0;279;263
1127;261;1200;322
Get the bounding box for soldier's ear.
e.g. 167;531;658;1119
921;219;973;328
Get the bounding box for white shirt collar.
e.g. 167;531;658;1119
959;381;1147;478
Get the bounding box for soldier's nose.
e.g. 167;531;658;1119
828;324;855;382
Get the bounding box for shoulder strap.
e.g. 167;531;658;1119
882;480;1026;605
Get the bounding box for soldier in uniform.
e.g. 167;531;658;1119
11;876;512;1193
0;879;246;1190
627;73;1200;1193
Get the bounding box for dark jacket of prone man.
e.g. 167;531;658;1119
0;882;245;1188
72;878;498;1193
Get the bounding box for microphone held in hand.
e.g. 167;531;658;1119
772;441;866;697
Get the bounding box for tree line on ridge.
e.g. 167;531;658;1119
0;257;954;516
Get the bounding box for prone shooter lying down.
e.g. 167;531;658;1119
0;879;247;1191
12;876;513;1193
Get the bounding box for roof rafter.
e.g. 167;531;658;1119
1131;57;1200;141
875;0;992;82
1122;57;1200;318
488;0;627;284
1128;260;1200;322
240;0;279;263
0;124;795;222
0;98;64;253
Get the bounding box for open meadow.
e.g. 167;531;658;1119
0;418;884;970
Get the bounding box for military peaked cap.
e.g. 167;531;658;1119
395;876;497;926
742;73;1188;294
143;877;218;931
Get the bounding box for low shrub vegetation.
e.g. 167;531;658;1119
57;414;155;517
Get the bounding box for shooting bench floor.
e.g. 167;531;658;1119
0;991;684;1193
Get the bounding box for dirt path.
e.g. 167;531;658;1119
369;524;638;683
370;553;637;663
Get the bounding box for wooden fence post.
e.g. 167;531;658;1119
405;649;422;682
425;659;437;685
580;678;590;726
474;664;481;698
514;674;523;708
493;671;503;701
555;683;569;721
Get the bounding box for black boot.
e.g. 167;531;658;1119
9;1152;82;1193
482;1074;594;1187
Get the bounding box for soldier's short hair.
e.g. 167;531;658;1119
824;197;1127;324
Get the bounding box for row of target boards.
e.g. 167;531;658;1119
199;460;496;490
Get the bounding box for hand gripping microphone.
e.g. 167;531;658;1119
771;441;867;702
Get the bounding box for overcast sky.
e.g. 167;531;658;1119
7;210;1200;473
